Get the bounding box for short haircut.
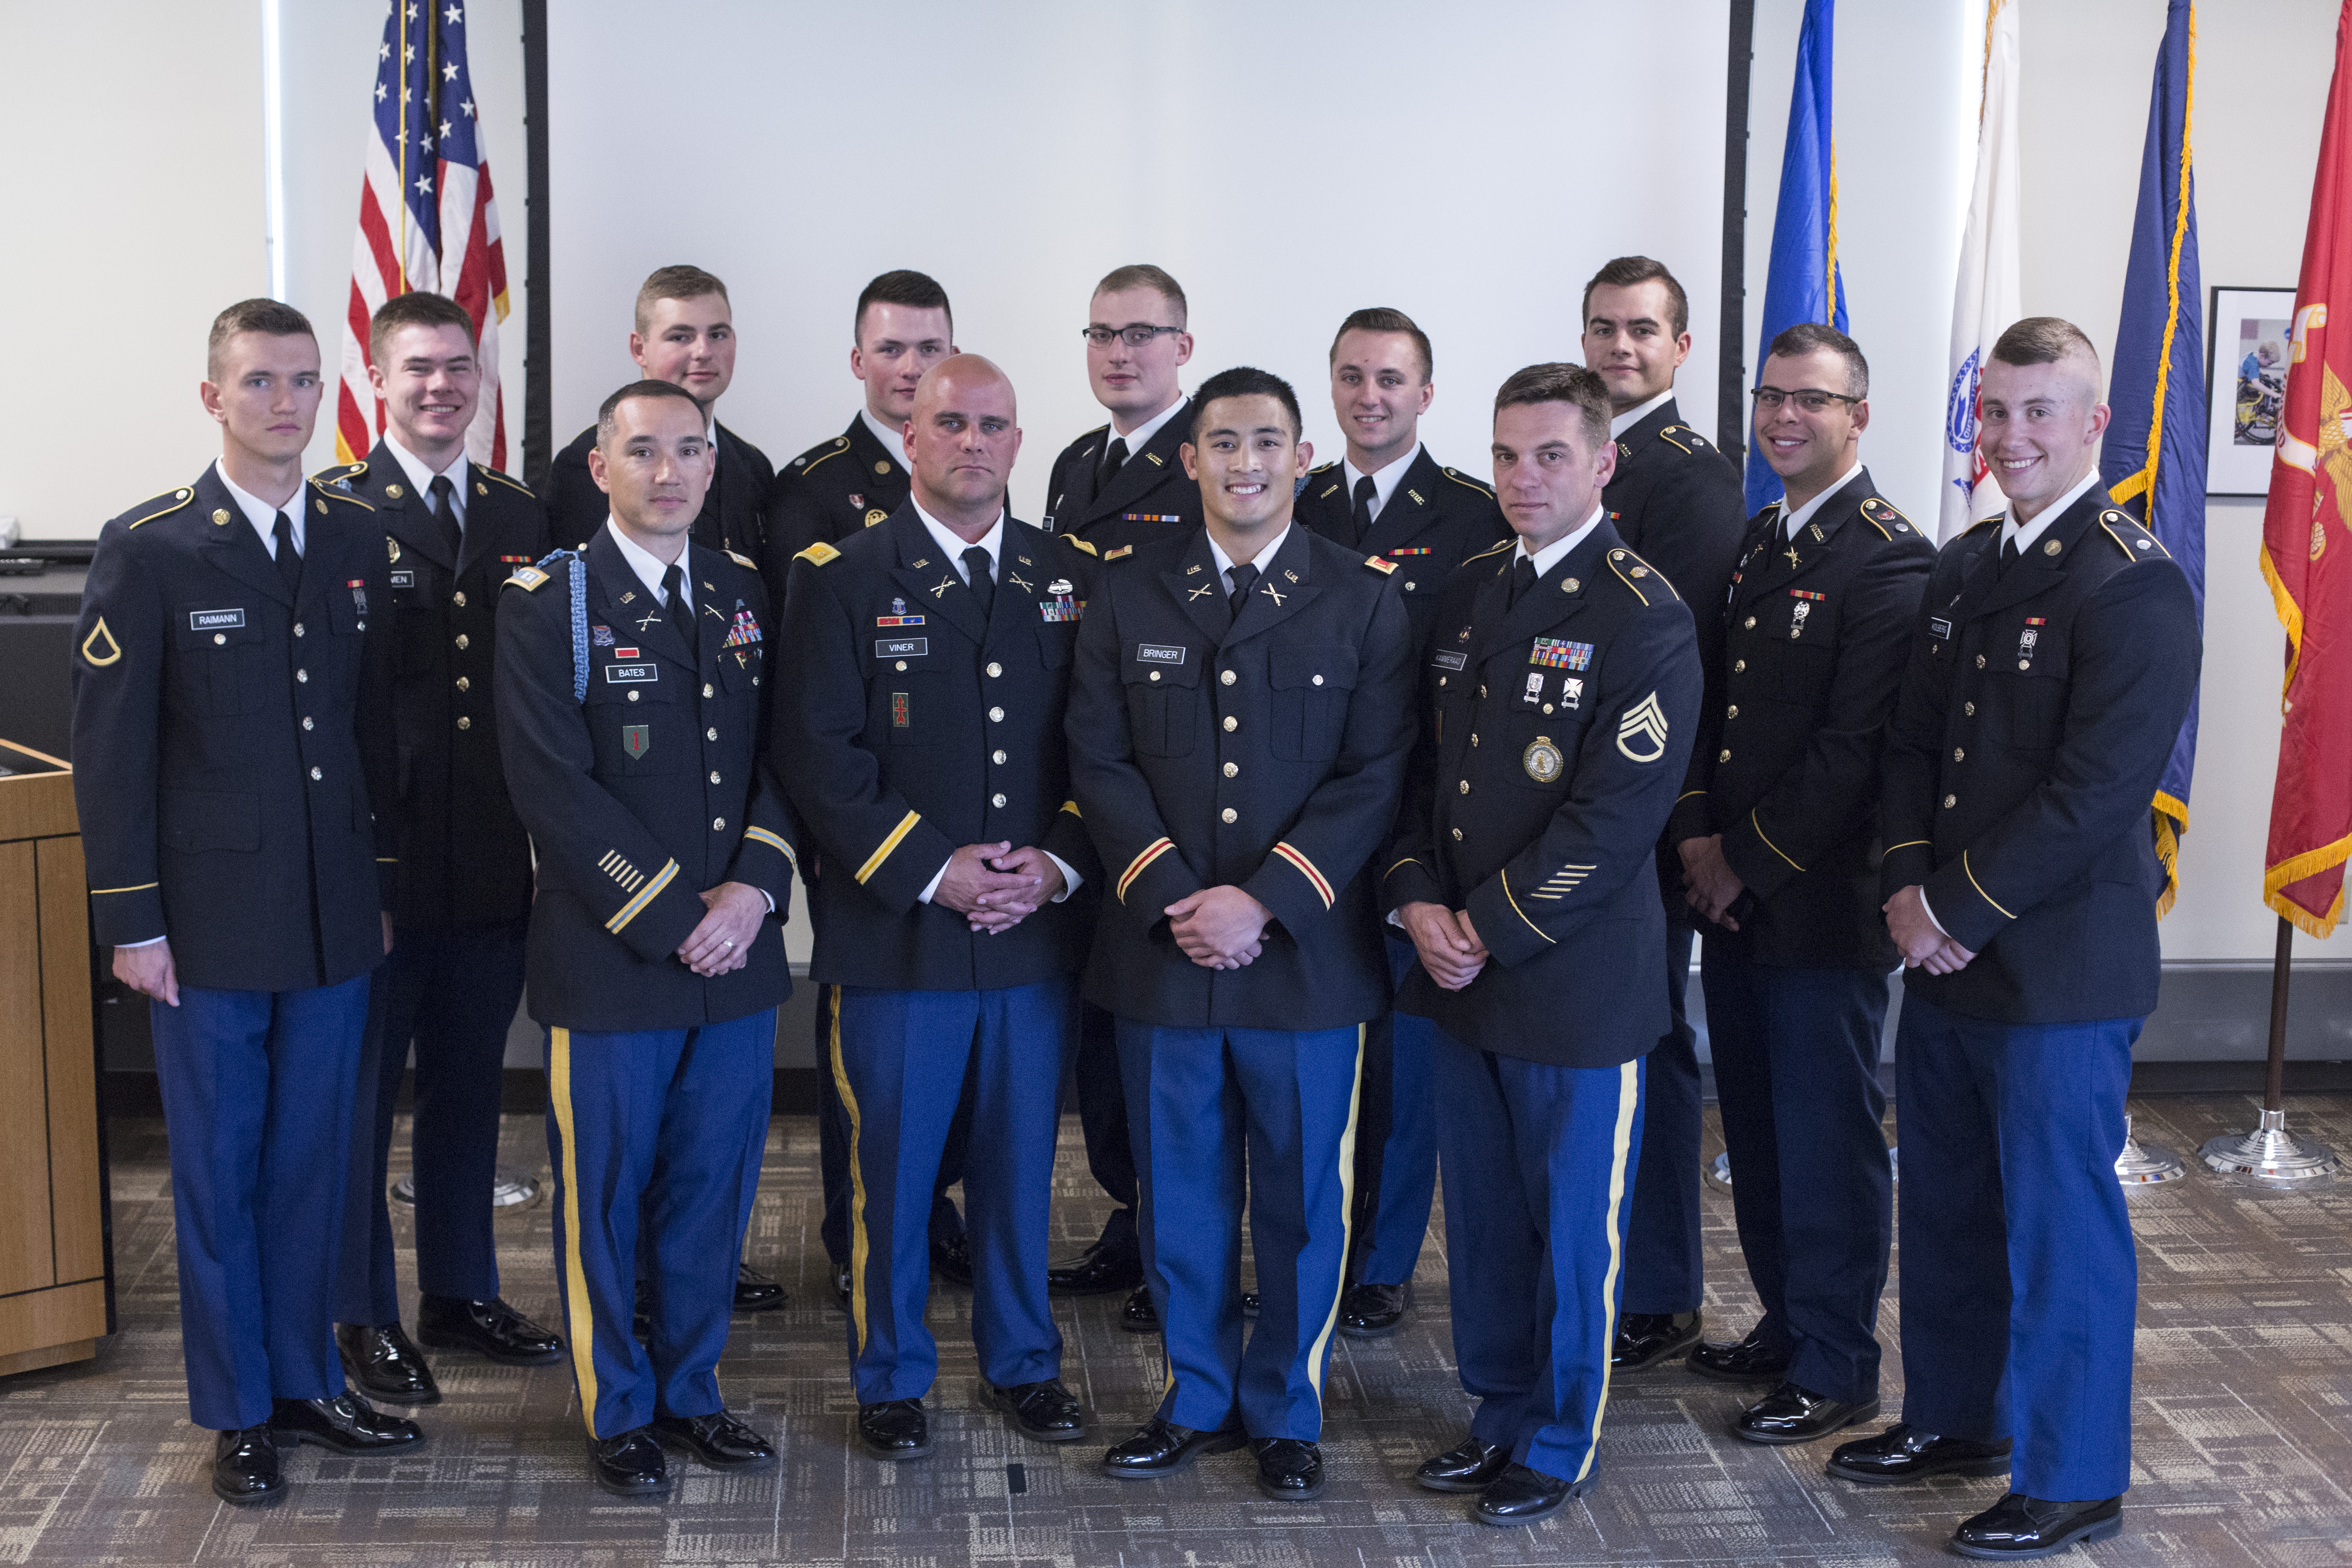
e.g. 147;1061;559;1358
368;290;476;367
1765;320;1869;397
207;297;315;381
855;269;953;343
1580;255;1690;339
1493;362;1611;450
1330;306;1433;383
596;378;704;444
1093;263;1187;328
1991;315;2102;374
1189;366;1302;443
633;264;729;335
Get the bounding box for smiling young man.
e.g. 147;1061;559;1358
72;299;413;1506
1067;366;1414;1502
1383;362;1699;1525
1041;264;1207;1324
494;380;800;1499
780;355;1101;1462
1578;255;1748;1374
546;266;776;564
1666;324;1932;1445
1291;307;1507;1339
1835;319;2198;1560
323;291;562;1408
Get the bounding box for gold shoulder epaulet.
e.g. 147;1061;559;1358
1606;546;1678;604
1963;514;2005;538
481;466;536;498
1364;554;1397;575
723;548;758;570
1441;466;1496;498
505;565;551;591
1066;537;1101;557
1307;459;1339;475
1658;424;1707;455
1104;544;1135;561
795;541;841;566
309;476;375;511
1461;538;1516;566
125;487;195;529
1857;495;1914;539
309;460;367;485
795;437;850;476
2099;508;2170;561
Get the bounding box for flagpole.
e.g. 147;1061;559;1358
2197;913;2338;1182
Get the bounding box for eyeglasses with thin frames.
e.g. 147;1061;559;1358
1081;324;1185;348
1752;386;1864;413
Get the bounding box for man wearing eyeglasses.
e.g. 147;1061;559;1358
1669;322;1931;1446
1041;264;1205;1331
1578;256;1747;1375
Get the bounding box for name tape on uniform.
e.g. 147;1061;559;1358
875;636;929;659
189;607;246;631
1135;643;1187;666
604;662;658;684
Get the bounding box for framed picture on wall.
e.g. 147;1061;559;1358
2205;285;2296;496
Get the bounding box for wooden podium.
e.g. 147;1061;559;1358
0;737;111;1375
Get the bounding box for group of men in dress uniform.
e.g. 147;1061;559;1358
69;252;2194;1560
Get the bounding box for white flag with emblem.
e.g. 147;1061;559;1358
1617;692;1670;763
1941;0;2024;542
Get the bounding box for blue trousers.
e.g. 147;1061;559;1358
543;1010;774;1438
1435;1032;1645;1485
1702;950;1893;1402
1119;1018;1364;1440
832;978;1075;1402
336;916;528;1323
817;983;971;1266
150;976;371;1430
1623;923;1701;1314
1895;993;2139;1501
1349;936;1438;1287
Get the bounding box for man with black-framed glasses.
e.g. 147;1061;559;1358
1670;321;1931;1446
1040;263;1206;1334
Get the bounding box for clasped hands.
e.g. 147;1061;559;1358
1166;885;1271;970
933;841;1066;934
1883;883;1976;974
1398;901;1487;991
679;881;768;976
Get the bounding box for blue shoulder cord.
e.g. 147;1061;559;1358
530;548;589;701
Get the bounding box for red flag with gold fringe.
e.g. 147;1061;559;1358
2264;0;2352;937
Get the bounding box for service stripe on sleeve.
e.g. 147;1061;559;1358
1272;841;1335;909
742;825;796;864
1117;838;1176;903
604;859;677;932
854;811;922;885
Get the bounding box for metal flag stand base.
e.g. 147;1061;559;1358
391;1168;541;1208
2198;915;2344;1187
2115;1114;2187;1184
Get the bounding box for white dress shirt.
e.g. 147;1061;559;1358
383;437;470;533
859;406;911;470
1108;393;1188;452
215;460;304;559
1609;388;1675;439
605;518;690;618
1342;443;1422;524
1207;524;1293;596
1518;503;1605;573
1780;461;1866;540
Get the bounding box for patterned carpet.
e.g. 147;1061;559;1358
1;1093;2347;1566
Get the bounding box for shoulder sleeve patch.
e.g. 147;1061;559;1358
794;541;842;566
724;548;758;570
1606;546;1680;604
482;467;536;498
506;565;551;591
1364;554;1397;575
125;487;195;529
1104;544;1135;561
1067;537;1100;556
1858;495;1912;538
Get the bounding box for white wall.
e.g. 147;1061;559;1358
546;0;1731;522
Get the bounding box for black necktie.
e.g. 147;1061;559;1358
1227;561;1259;619
2000;534;2021;575
963;546;995;620
1350;474;1378;546
429;474;461;562
1509;555;1538;609
1099;437;1129;489
662;563;695;652
271;509;302;599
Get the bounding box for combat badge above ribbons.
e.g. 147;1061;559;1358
1523;735;1564;783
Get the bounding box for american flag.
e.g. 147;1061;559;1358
335;0;510;468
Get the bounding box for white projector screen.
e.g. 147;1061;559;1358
548;0;1732;524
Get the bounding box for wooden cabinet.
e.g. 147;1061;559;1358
0;737;110;1376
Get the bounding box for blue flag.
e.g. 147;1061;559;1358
2099;0;2204;914
1746;0;1848;512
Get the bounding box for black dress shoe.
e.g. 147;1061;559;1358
1119;1285;1158;1332
1241;1291;1260;1320
589;1426;670;1498
1338;1282;1409;1339
1251;1438;1324;1500
1415;1434;1511;1493
417;1295;566;1366
211;1425;285;1506
930;1231;975;1288
857;1397;930;1460
979;1377;1088;1442
1611;1310;1703;1369
269;1392;425;1456
831;1262;852;1307
1826;1423;2013;1485
733;1262;787;1312
1952;1492;2123;1559
1685;1326;1792;1383
335;1320;440;1405
652;1409;776;1470
1475;1461;1595;1525
1733;1382;1881;1445
1100;1416;1247;1477
1046;1239;1144;1296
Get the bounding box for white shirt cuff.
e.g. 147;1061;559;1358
761;889;776;914
119;934;168;949
1916;887;1949;940
917;859;949;904
1043;852;1081;902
